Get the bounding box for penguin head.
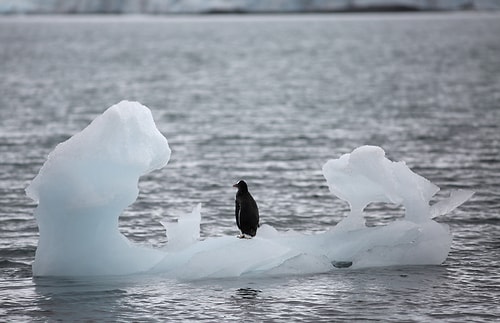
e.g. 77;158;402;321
233;180;248;192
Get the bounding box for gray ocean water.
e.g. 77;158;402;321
1;13;499;322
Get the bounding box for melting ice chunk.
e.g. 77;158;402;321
161;203;202;251
27;102;473;278
430;190;475;218
26;101;170;276
323;146;439;228
322;146;473;229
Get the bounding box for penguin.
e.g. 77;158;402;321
233;180;259;238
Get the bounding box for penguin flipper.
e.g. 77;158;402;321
235;200;241;229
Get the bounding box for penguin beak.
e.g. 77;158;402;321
232;183;238;188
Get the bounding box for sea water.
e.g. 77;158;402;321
1;13;499;321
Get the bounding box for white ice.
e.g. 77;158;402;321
26;101;473;278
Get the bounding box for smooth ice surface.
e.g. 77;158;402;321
27;102;473;278
26;101;170;276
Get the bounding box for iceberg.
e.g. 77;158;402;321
26;101;473;278
26;101;170;276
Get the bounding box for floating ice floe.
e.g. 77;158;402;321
26;101;473;278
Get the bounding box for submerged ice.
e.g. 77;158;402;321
27;101;473;278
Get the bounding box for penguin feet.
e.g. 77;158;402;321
237;234;253;239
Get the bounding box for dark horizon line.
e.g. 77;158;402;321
1;5;494;16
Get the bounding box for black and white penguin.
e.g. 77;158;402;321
233;180;259;238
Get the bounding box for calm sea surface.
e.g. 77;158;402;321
1;13;499;322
